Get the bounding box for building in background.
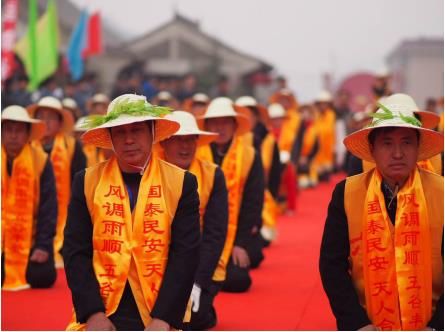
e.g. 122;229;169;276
387;38;444;107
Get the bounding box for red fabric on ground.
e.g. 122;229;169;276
1;175;342;330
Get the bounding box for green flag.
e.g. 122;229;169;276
15;0;59;91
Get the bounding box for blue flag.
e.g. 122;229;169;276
67;10;88;81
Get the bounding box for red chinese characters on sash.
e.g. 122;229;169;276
362;169;432;330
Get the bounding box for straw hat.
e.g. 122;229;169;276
315;90;333;103
91;93;110;105
164;111;218;146
81;94;180;149
74;116;90;132
344;102;444;162
381;93;439;130
62;98;78;110
235;96;271;126
199;97;251;135
268;103;286;119
157;91;173;101
192;93;209;104
1;105;46;140
27;96;75;132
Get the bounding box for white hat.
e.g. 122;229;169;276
81;94;180;149
268;103;286;119
91;93;110;104
381;93;439;130
62;98;78;110
344;102;443;162
165;111;217;146
192;93;209;104
199;97;250;135
315;90;333;103
235;96;271;125
375;67;390;78
2;105;46;140
27;96;74;132
74;116;90;132
157;91;173;101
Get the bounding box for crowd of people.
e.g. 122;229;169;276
1;70;444;331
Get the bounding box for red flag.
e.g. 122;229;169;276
2;0;19;81
82;12;102;57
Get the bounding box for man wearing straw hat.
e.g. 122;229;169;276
27;96;87;267
347;93;443;177
319;98;444;330
196;97;265;293
235;96;282;247
1;105;58;290
62;94;201;331
182;93;210;118
157;110;228;330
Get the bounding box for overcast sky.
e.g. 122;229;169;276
69;0;443;102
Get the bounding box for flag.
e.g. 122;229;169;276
82;12;102;57
66;10;88;81
1;0;19;82
15;0;59;91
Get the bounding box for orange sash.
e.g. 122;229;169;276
346;168;443;330
1;145;36;290
278;110;301;153
33;134;74;267
83;144;106;168
67;157;184;330
189;158;217;229
196;137;255;281
314;109;336;171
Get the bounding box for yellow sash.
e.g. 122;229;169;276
83;144;106;168
260;133;279;230
196;137;255;281
33;134;75;266
345;168;443;330
189;158;217;229
278;110;301;153
314;108;336;170
1;145;40;290
67;157;184;330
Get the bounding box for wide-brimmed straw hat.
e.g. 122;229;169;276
81;94;180;149
74;116;90;132
199;97;251;135
62;98;78;110
27;96;75;132
235;96;271;127
91;93;110;105
315;90;333;103
344;102;444;162
2;105;46;140
164;111;218;146
381;93;439;130
268;103;286;119
192;93;209;104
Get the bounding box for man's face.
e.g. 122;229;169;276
161;135;198;170
371;128;419;185
35;108;63;141
190;103;207;118
91;103;108;115
110;121;153;169
1;121;30;159
205;117;237;145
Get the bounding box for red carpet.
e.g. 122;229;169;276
1;175;342;331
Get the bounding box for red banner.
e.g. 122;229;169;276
2;0;19;81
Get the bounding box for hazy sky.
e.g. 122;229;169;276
69;0;443;102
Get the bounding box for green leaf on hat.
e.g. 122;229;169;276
399;112;422;127
82;97;172;129
368;102;422;128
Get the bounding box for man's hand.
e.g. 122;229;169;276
86;312;115;331
29;248;49;263
191;283;201;313
145;318;170;331
358;324;378;331
232;246;250;268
